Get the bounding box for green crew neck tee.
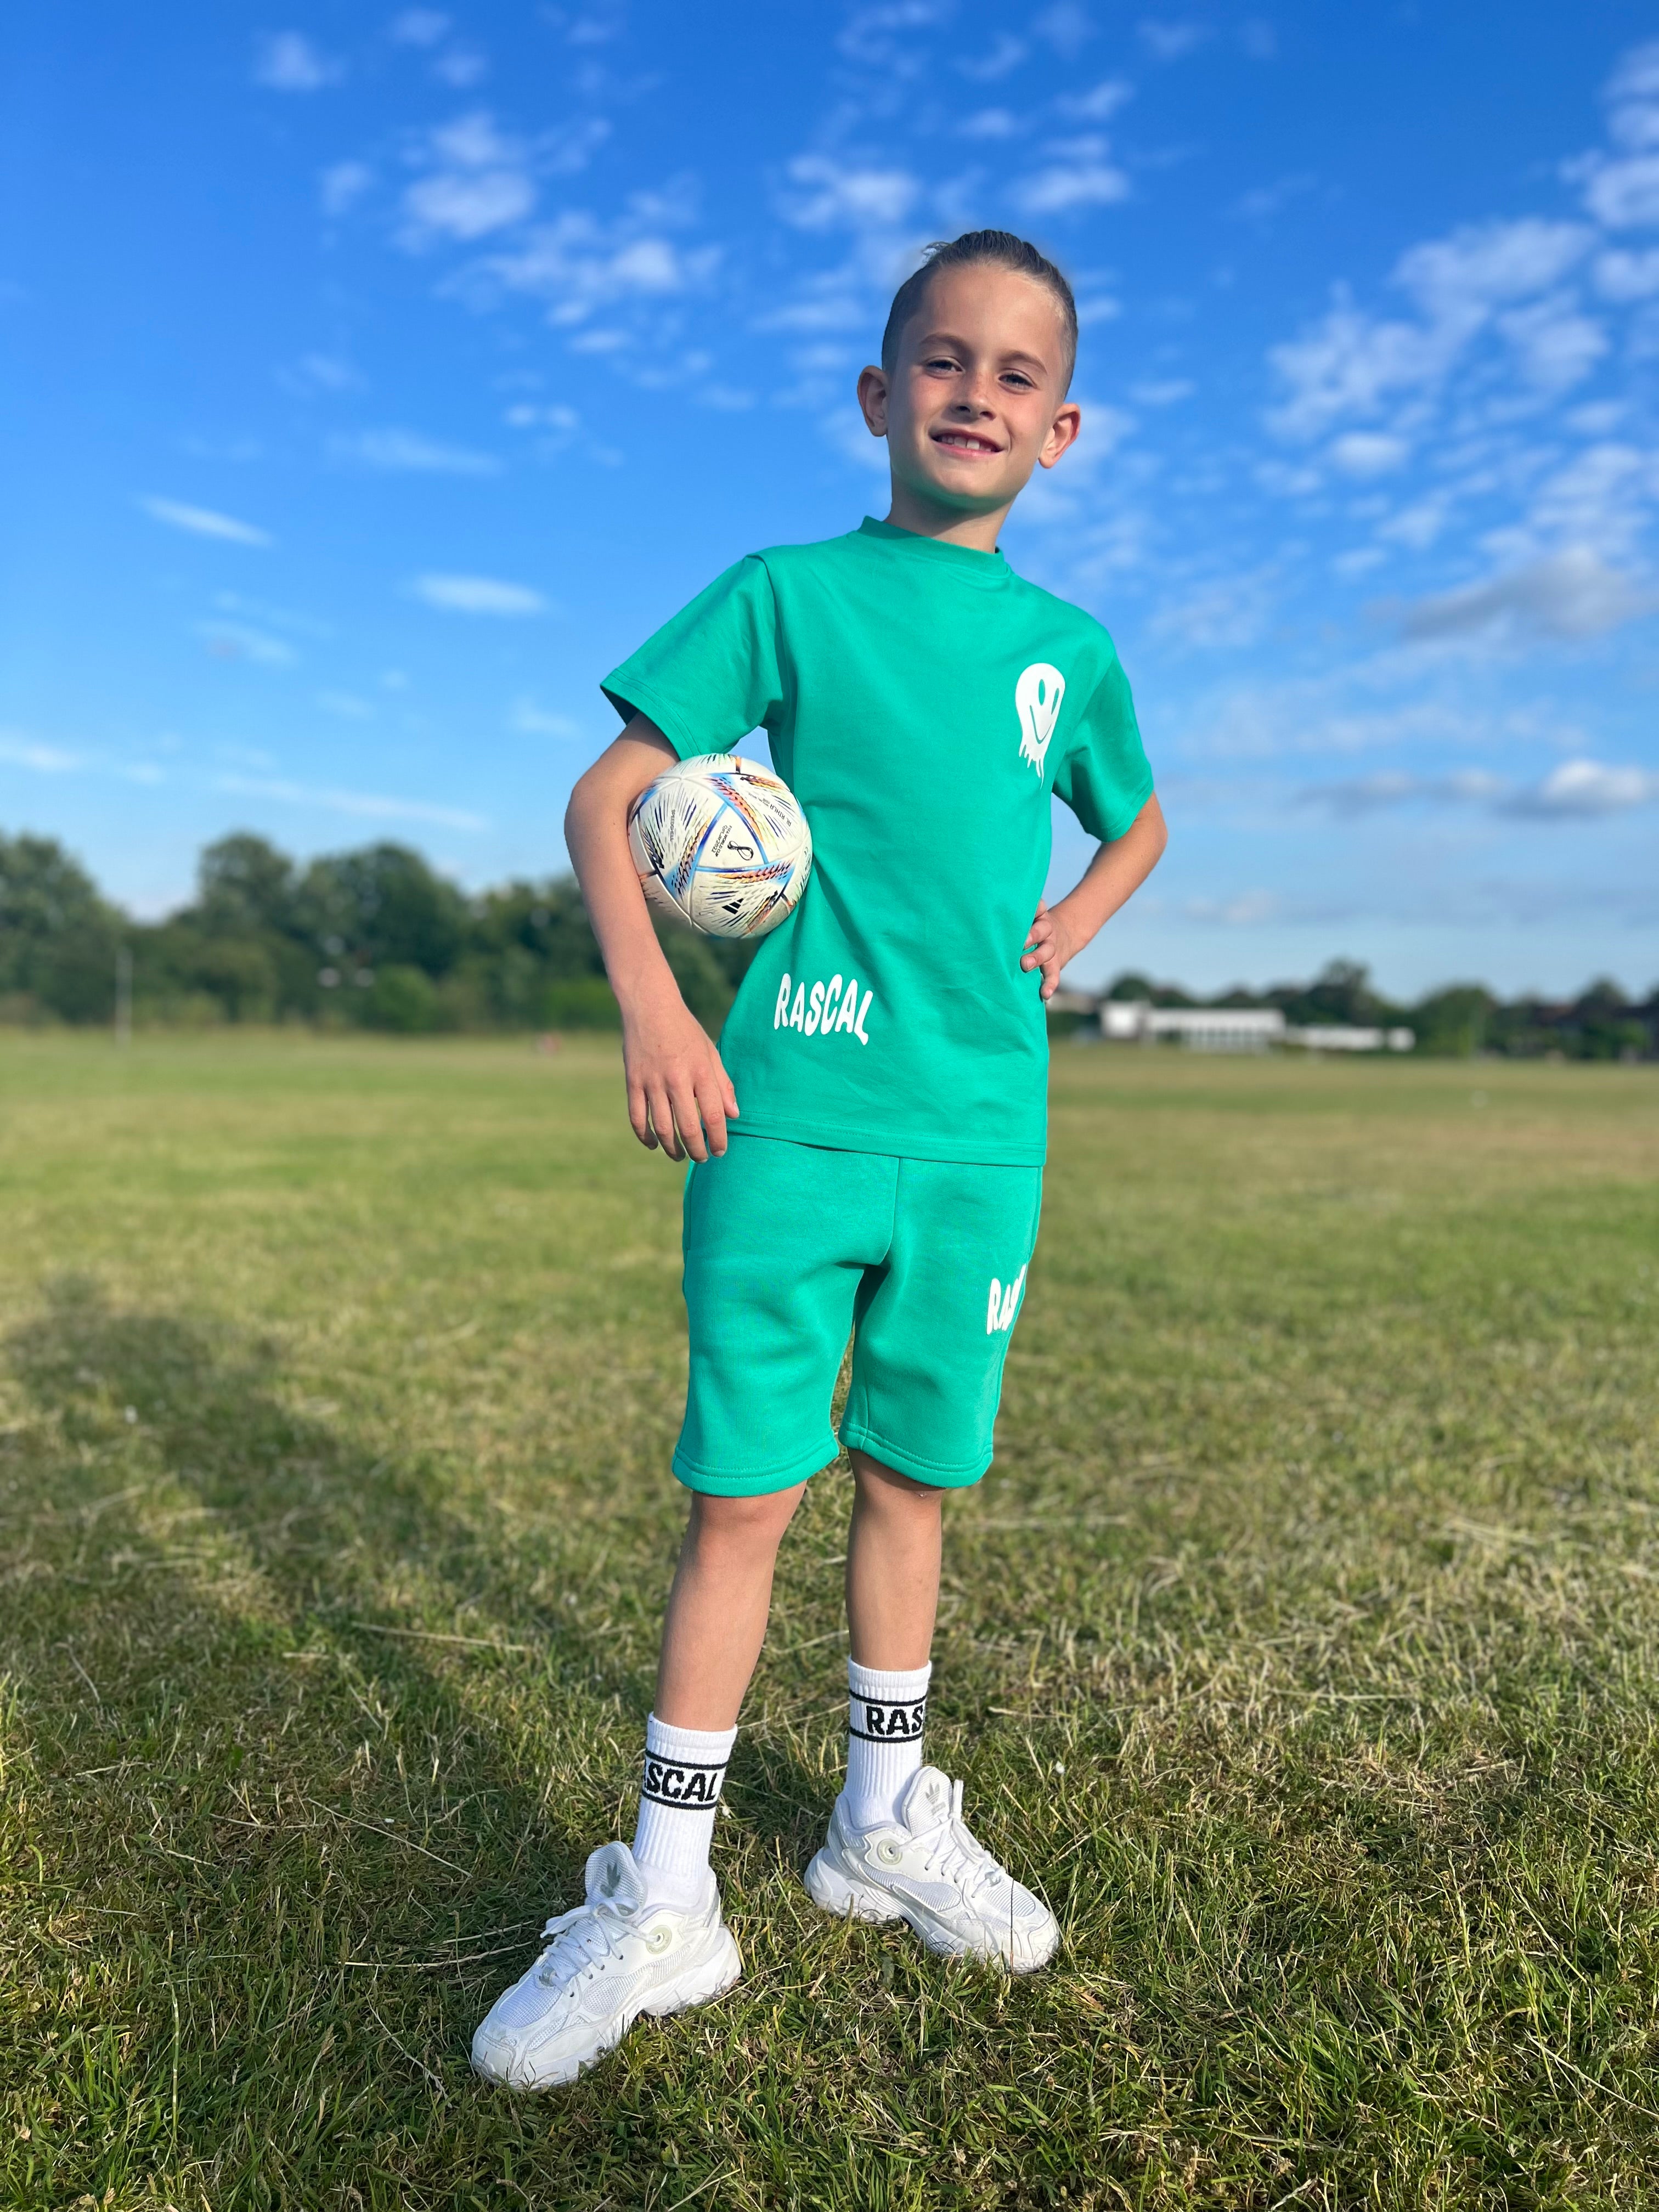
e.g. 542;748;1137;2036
601;517;1153;1167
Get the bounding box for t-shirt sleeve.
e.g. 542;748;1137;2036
600;555;786;761
1051;646;1154;843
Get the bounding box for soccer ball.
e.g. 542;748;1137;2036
627;753;812;939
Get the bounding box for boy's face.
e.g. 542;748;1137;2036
857;264;1082;522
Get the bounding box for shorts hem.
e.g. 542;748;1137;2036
838;1423;991;1491
726;1120;1047;1170
672;1434;840;1497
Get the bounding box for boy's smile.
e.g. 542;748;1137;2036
856;263;1082;552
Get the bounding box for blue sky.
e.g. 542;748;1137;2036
4;1;1658;997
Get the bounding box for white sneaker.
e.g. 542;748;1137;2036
470;1841;742;2091
804;1766;1059;1973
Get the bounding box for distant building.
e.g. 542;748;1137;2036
1288;1025;1415;1052
1101;1003;1286;1052
1097;1003;1415;1053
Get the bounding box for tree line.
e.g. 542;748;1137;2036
1;827;1654;1058
0;828;755;1035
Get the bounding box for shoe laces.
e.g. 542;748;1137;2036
533;1898;631;1987
909;1779;1008;1903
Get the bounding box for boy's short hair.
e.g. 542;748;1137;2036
881;231;1079;393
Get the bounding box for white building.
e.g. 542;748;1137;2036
1288;1025;1415;1052
1098;1003;1415;1053
1100;1003;1286;1052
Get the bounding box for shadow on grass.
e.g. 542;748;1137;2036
2;1276;863;2201
6;1274;828;1873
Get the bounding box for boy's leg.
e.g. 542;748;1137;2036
840;1451;940;1830
844;1449;941;1668
657;1485;809;1725
803;1158;1059;1971
630;1485;806;1903
472;1481;809;2091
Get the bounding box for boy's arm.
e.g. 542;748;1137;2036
565;716;739;1161
1020;792;1168;1001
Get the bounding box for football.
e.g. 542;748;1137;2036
627;752;812;939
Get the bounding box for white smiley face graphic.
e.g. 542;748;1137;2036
1015;663;1065;776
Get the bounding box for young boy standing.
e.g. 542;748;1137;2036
472;230;1166;2091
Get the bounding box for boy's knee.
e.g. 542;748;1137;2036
686;1483;804;1559
850;1451;943;1509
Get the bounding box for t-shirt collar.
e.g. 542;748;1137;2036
856;515;1010;586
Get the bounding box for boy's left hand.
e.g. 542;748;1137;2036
1020;900;1074;1001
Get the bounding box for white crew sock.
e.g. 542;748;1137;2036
630;1714;736;1906
842;1658;932;1832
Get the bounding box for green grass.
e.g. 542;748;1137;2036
2;1033;1658;2211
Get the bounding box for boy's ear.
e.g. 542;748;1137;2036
856;364;890;438
1039;399;1083;471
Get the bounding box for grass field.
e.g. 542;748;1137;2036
2;1034;1657;2211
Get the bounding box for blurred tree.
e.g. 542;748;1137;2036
0;833;121;1018
297;845;467;977
195;833;300;938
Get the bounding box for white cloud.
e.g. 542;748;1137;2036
836;1;950;67
397;110;608;250
959;109;1020;140
142;496;271;547
320;161;373;216
1267;220;1597;442
1138;19;1208;61
253;32;345;91
330;427;501;474
390;9;449;44
1059;77;1133;121
433;48;488;86
1232;173;1315;224
1300;759;1659;820
1395;219;1594;320
1565;43;1659;225
1130;378;1194;405
466;211;719;326
0;729;82;774
213;774;486;830
317;691;376;719
782;156;919;233
282;351;362;393
410;573;546;615
404;167;535;244
1034;5;1097;59
197;620;295;665
1013;137;1130;215
958;33;1026;80
1328;431;1409;478
1392;548;1657;644
509;697;583;737
1594;248;1659;302
1520;759;1659;815
1152;566;1279;649
1497;295;1606;393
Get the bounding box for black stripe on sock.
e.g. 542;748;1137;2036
640;1754;728;1809
848;1695;927;1744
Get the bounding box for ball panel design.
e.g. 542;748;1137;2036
627;752;811;940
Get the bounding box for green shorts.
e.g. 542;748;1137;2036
674;1132;1043;1497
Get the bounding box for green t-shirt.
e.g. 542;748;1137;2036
601;517;1154;1167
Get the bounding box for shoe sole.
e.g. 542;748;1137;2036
472;1926;743;2092
803;1848;1058;1974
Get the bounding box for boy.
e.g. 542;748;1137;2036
472;230;1166;2091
